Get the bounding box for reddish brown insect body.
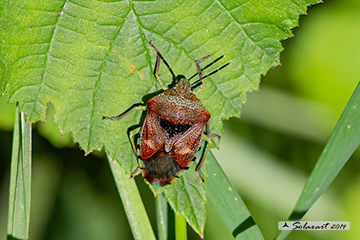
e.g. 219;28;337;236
138;151;184;186
139;78;210;186
103;42;229;187
141;79;210;166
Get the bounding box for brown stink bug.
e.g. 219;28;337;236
104;42;229;186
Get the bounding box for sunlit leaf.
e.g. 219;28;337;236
0;0;322;236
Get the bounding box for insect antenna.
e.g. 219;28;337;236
188;55;224;81
149;42;177;80
191;62;230;87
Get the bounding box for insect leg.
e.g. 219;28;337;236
196;55;211;78
192;55;210;93
206;123;220;149
103;105;146;121
153;49;168;91
149;42;176;90
130;167;140;179
129;127;141;156
196;134;212;182
129;127;142;179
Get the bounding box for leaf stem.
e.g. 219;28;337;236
156;193;168;240
175;213;187;240
107;153;155;240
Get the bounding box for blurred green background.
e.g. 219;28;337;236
1;0;359;239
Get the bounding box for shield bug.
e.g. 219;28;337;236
104;42;229;186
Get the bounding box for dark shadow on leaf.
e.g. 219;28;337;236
160;74;187;88
7;235;26;240
126;107;147;151
232;216;257;238
141;74;188;100
142;89;163;103
174;74;186;85
288;210;307;221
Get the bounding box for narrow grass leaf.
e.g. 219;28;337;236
175;213;187;240
276;81;360;240
156;193;168;240
107;153;155;240
205;151;264;240
7;107;32;240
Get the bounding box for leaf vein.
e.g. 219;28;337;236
25;0;69;120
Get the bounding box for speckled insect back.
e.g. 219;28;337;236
103;42;229;187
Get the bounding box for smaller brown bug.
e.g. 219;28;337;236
104;42;229;186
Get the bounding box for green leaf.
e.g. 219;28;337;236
205;151;264;239
164;164;206;236
107;153;156;240
0;0;319;167
276;81;360;240
155;194;168;240
0;0;322;237
7;107;32;240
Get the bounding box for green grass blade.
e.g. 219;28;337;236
7;108;32;240
162;164;207;237
156;193;168;240
276;81;360;240
175;214;187;240
205;151;264;240
107;153;155;240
